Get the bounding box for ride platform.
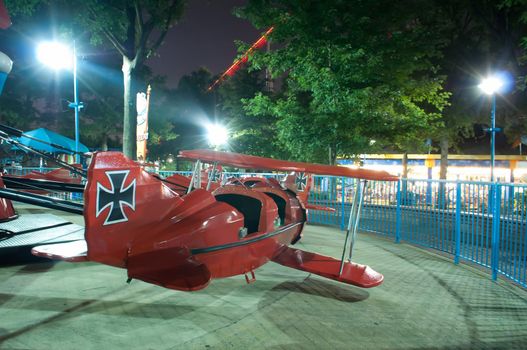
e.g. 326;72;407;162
0;214;83;249
0;205;526;349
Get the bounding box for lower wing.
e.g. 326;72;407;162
272;246;383;288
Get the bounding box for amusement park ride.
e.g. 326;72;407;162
0;124;398;292
0;5;398;292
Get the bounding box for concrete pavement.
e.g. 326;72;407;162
0;205;526;349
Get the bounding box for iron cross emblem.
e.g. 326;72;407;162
209;168;221;182
96;170;136;225
295;172;308;191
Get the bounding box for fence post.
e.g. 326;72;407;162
395;180;402;243
491;183;502;281
454;182;461;265
340;177;346;231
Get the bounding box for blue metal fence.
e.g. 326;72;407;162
11;167;526;288
308;176;527;288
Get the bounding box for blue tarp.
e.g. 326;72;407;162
15;128;89;154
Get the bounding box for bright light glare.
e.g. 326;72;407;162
206;124;228;146
37;42;73;70
478;76;503;95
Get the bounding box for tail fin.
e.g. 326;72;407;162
282;172;312;206
283;172;335;212
84;152;183;267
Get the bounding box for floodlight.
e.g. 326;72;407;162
37;41;73;70
206;124;229;147
478;76;503;95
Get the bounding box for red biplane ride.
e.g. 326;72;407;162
0;124;398;292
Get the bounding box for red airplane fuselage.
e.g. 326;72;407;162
33;150;389;291
81;152;305;290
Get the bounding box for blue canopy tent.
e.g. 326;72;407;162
15;128;89;154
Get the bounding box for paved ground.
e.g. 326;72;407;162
0;205;526;349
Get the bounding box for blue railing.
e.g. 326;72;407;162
13;167;526;288
308;177;527;288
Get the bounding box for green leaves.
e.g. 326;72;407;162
239;0;450;163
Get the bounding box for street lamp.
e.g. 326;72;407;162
37;41;83;163
478;75;503;182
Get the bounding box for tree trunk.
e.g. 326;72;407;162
401;152;408;204
402;152;408;179
438;138;449;208
101;133;108;151
122;57;136;159
439;138;448;180
328;145;337;165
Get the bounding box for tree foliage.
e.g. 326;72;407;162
239;0;450;164
217;67;286;158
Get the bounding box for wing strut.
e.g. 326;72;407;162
187;160;202;194
205;162;218;191
339;179;368;276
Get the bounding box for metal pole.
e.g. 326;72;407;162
340;177;346;231
187;160;201;194
395;180;402;243
73;40;80;164
348;180;368;261
206;162;217;191
454;182;461;264
491;184;501;281
490;93;496;183
339;179;360;276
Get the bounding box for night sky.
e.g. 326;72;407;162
147;0;260;87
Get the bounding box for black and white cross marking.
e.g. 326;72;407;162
295;172;308;191
209;168;221;182
96;170;136;225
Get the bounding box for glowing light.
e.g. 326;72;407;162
37;42;73;70
206;124;229;147
478;76;503;95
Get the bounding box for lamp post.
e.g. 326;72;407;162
37;41;83;163
478;76;503;182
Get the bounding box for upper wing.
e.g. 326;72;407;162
178;149;398;181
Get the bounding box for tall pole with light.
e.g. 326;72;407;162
37;41;83;163
478;76;503;183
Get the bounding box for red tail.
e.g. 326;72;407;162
84;152;183;267
282;172;312;206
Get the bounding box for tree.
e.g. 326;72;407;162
239;0;450;164
425;0;487;179
142;68;213;163
77;66;124;150
6;0;186;159
429;0;527;178
218;67;286;158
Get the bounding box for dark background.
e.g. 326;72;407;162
147;0;260;87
